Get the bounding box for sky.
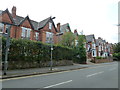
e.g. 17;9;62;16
0;0;119;43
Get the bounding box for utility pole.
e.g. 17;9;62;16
3;25;11;75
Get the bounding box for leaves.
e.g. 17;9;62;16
60;32;75;47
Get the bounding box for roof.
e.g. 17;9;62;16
14;15;24;25
1;9;57;31
2;9;15;24
60;23;71;33
38;17;57;32
86;34;95;43
38;17;51;29
30;20;39;30
14;15;39;30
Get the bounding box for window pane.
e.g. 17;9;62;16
6;25;11;33
49;22;52;30
35;32;39;40
21;27;26;37
0;23;4;32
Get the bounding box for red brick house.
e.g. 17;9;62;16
74;29;79;46
56;23;71;44
86;34;97;59
38;17;58;44
0;6;58;44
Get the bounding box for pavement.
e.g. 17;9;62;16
2;61;118;88
1;61;115;79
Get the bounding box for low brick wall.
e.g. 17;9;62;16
95;58;113;63
5;60;73;70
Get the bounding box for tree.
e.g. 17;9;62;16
73;35;87;63
113;42;120;60
60;32;75;48
113;43;120;53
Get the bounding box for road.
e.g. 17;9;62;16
2;62;118;88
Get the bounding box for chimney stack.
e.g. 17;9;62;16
12;6;16;18
57;23;60;32
74;29;77;33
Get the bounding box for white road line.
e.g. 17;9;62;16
87;71;104;78
109;68;116;71
43;80;72;88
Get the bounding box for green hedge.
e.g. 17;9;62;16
2;37;86;64
113;53;120;61
2;37;75;62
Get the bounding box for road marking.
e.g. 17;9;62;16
87;71;104;78
109;68;116;71
2;63;116;81
43;80;72;88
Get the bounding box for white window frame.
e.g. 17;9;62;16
0;23;4;33
35;32;39;40
49;22;52;30
21;27;31;39
46;32;53;43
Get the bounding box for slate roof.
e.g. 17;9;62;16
86;34;95;43
60;23;71;33
30;20;39;30
14;15;24;25
38;17;51;29
13;15;39;30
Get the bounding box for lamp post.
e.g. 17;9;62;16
50;34;53;71
49;17;55;71
3;24;11;75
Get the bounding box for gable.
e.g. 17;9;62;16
20;19;32;29
0;12;13;24
43;22;57;33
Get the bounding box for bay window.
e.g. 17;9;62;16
35;32;39;40
46;32;53;43
21;27;31;39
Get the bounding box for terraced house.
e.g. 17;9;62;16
96;37;113;57
86;34;97;59
0;6;58;44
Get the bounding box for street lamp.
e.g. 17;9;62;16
49;17;55;71
3;24;11;75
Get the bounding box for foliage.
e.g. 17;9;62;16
77;35;86;46
113;43;120;61
60;32;75;48
96;56;102;59
113;42;120;53
73;35;87;63
2;37;75;62
113;53;120;61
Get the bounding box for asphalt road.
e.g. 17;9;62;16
2;62;118;88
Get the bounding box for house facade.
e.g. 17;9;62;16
56;23;71;44
0;6;58;44
96;37;113;58
86;34;97;59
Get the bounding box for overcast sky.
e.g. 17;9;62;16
0;0;119;43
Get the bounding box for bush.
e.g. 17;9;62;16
113;53;120;61
2;38;75;62
96;56;102;59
